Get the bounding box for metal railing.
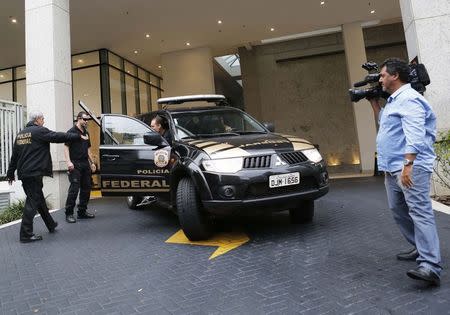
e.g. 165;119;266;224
0;100;26;177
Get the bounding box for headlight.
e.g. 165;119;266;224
302;148;323;163
202;157;243;173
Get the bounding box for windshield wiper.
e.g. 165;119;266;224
236;131;267;135
184;132;240;139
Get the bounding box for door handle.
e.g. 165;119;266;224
102;154;120;161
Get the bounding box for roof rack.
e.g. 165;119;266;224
157;94;226;105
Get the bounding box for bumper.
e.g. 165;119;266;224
203;184;329;215
201;161;329;215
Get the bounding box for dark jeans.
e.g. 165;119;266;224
65;163;92;216
21;176;56;239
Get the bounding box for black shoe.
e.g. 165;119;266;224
49;221;58;233
78;211;95;219
66;215;76;223
20;234;43;243
396;248;419;261
407;267;440;286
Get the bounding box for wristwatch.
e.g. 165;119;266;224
403;159;414;166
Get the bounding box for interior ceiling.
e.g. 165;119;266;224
0;0;402;74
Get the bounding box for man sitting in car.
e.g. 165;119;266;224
150;115;172;145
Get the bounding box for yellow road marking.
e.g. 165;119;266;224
166;229;250;259
90;190;102;198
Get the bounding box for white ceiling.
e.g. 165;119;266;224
0;0;402;73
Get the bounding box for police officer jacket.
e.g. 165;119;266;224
7;121;80;180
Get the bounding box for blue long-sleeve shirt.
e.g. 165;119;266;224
376;83;436;173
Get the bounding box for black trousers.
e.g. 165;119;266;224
21;176;56;239
65;163;92;215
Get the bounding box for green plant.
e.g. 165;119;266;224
434;129;450;190
0;199;24;225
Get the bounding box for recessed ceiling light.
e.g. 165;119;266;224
0;75;4;78
10;17;17;23
145;34;150;38
77;59;83;63
158;65;162;69
270;27;275;32
134;50;138;54
320;1;325;5
370;9;376;14
218;20;222;24
186;42;191;46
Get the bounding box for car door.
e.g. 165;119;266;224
99;114;172;197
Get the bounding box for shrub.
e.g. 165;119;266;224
434;129;450;190
0;199;24;225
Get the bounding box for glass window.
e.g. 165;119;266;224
109;52;122;69
150;86;159;111
72;67;101;119
124;61;137;77
125;75;137;116
0;83;13;101
72;51;100;69
139;81;149;114
16;66;26;80
0;69;13;83
109;67;122;114
103;115;152;145
150;74;160;87
138;68;149;82
16;80;26;104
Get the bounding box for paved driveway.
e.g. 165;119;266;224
0;177;449;314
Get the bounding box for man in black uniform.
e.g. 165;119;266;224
7;111;86;243
64;111;96;223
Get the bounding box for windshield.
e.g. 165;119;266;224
172;109;267;138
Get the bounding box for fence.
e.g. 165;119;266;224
0;100;26;178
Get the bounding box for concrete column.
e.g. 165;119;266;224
161;47;215;97
400;0;450;195
25;0;73;208
342;22;377;174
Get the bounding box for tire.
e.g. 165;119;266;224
176;177;212;241
127;196;143;210
290;200;314;224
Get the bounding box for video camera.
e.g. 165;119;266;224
348;60;430;102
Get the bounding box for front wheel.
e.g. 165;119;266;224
176;177;212;241
290;200;314;224
126;196;143;210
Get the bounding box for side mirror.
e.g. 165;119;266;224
263;122;275;132
143;132;169;148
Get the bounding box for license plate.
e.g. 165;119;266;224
269;172;300;188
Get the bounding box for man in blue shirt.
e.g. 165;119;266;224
368;58;441;285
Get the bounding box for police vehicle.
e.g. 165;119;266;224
80;95;329;240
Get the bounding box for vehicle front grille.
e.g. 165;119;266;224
247;177;317;198
280;151;308;165
243;155;271;169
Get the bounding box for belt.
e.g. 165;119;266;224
384;170;401;176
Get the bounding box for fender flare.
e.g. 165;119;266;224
170;158;212;204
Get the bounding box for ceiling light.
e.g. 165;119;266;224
134;50;138;54
270;27;275;32
0;75;4;78
158;65;162;69
10;17;17;23
370;9;376;14
218;20;222;24
77;59;83;63
320;1;325;5
186;42;191;46
145;34;150;38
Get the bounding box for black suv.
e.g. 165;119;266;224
81;95;329;240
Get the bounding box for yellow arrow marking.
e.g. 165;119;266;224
166;229;250;260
